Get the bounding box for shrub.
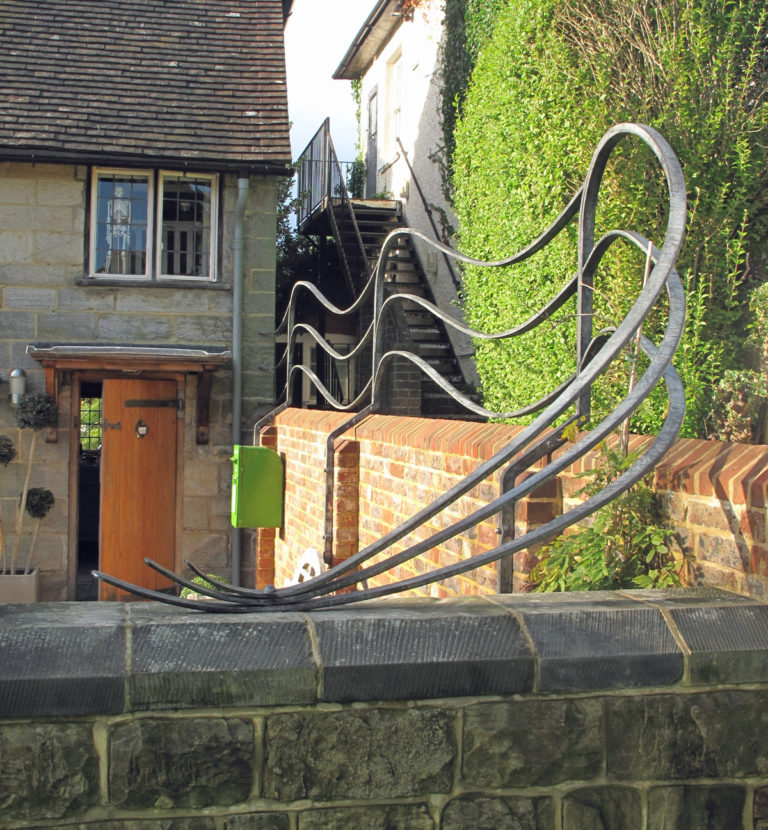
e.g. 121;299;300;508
0;435;16;467
24;488;55;520
531;441;691;591
180;573;224;600
15;392;59;431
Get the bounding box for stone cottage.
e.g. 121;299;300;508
0;0;292;600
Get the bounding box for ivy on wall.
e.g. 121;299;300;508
447;0;768;439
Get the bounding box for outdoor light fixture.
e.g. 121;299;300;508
9;368;26;406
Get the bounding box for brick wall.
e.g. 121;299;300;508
260;409;768;599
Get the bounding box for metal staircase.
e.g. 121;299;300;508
381;231;469;412
294;120;472;414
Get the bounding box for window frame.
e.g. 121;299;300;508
88;167;220;282
155;170;219;282
89;167;155;280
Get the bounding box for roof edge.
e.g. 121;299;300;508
0;147;293;177
333;0;403;80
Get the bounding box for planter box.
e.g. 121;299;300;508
0;569;40;603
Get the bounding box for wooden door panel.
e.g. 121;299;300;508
99;378;177;600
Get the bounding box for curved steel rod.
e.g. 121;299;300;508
377;275;578;342
95;123;688;610
290;321;373;364
107;242;684;611
287;364;373;412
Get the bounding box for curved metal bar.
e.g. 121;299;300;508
134;558;267;604
276;272;375;335
371;349;576;421
95;123;688;610
288;364;373;412
379;186;584;271
377;275;578;343
91;570;270;612
290;321;373;364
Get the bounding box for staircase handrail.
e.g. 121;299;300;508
395;136;462;292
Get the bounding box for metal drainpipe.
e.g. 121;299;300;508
231;175;249;586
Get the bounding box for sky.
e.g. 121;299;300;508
284;0;373;163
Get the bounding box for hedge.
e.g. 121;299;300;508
451;0;768;438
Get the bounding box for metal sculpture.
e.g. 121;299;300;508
95;123;687;610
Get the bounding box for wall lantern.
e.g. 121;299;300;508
9;368;26;406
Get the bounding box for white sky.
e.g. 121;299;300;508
284;0;373;163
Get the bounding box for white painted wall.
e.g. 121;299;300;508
358;0;477;386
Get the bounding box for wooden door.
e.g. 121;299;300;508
99;378;178;600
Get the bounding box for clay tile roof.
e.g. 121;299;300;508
0;0;292;171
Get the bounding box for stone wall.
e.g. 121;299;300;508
0;161;279;597
258;409;768;599
1;591;767;829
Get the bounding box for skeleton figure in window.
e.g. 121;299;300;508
105;185;131;273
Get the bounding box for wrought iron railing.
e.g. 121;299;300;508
96;123;688;610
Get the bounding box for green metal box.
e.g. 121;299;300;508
230;445;283;528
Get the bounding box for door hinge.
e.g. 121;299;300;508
124;398;184;412
100;418;122;431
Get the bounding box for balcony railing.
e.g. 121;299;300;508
295;118;368;295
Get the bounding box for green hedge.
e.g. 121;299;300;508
451;0;768;437
441;0;507;170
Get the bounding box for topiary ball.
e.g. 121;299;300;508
16;393;59;431
25;487;55;519
0;434;16;467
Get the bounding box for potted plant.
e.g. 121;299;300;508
0;393;59;602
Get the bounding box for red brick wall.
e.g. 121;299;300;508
256;409;768;600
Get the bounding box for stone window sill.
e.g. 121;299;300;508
76;278;231;290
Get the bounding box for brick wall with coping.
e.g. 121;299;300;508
260;408;768;599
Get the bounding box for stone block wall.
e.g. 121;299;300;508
1;591;768;829
0;161;279;597
259;409;768;599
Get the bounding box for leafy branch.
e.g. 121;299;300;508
531;439;693;591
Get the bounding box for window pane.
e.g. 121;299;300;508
80;397;103;450
93;173;149;276
160;176;213;277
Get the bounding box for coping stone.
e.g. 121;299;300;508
492;592;683;692
1;589;767;718
621;588;768;684
128;605;317;709
669;602;768;684
312;596;534;701
0;602;127;716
